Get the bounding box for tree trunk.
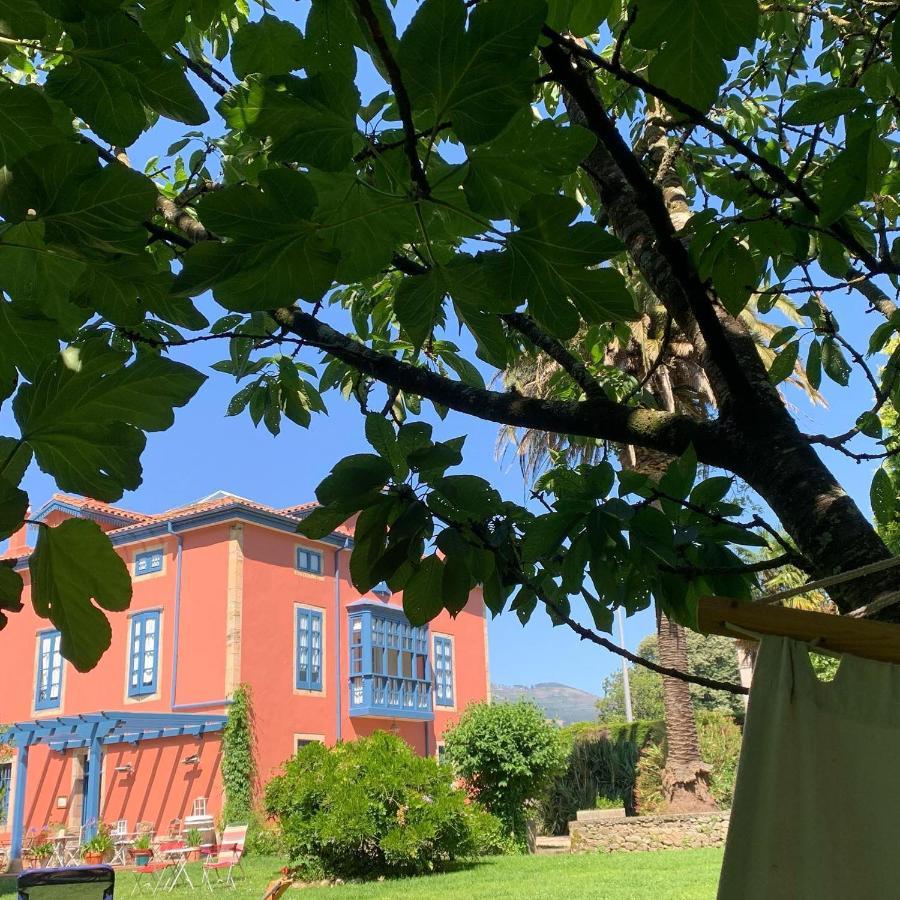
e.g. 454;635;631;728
734;429;900;615
632;445;717;813
657;611;717;811
551;47;900;614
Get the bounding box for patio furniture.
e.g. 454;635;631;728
48;828;68;867
111;821;133;867
62;826;85;867
159;840;193;892
128;845;172;895
200;825;247;891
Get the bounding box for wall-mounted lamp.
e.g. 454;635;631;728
182;754;200;766
114;764;133;774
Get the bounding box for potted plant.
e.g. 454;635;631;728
82;825;113;865
132;832;153;866
185;828;202;862
31;840;54;868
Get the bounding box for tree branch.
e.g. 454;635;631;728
169;45;229;97
659;551;803;577
542;40;766;412
847;266;899;319
156;196;214;243
541;27;892;277
548;598;747;694
500;312;606;401
272;306;736;467
353;0;430;198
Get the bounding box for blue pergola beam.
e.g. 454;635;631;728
5;711;228;858
10;742;28;857
82;732;102;842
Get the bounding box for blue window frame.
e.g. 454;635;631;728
433;636;454;707
296;547;323;575
128;611;160;697
0;762;10;824
348;606;432;719
35;630;62;710
295;608;324;691
135;549;164;576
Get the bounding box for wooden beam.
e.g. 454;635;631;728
698;595;900;664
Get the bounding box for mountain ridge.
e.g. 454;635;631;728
490;681;600;725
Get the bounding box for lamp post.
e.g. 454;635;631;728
617;608;633;723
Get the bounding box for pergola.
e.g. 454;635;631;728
2;711;228;858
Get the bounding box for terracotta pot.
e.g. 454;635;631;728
83;852;104;866
187;849;200;862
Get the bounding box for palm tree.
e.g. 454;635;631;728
500;279;821;811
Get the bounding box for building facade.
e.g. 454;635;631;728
0;492;489;857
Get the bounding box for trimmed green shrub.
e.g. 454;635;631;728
264;731;501;879
444;700;568;848
635;712;742;813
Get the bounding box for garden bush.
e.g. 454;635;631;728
635;712;742;813
537;720;665;834
443;700;568;848
264;731;501;879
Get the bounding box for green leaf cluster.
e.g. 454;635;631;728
265;730;503;876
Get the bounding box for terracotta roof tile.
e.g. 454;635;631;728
42;493;148;522
0;545;32;562
22;493;353;542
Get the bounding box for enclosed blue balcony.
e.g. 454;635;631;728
347;601;433;720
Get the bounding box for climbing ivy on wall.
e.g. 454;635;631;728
222;684;256;826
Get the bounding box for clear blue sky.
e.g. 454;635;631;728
0;1;884;695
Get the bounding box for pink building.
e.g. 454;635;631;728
0;492;489;859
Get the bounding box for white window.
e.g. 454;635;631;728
295;735;324;753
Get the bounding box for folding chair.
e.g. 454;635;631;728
48;828;67;867
200;825;247;891
128;844;172;895
111;820;131;866
62;826;85;867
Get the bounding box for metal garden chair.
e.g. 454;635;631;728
200;825;247;891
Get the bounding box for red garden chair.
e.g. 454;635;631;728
128;842;177;895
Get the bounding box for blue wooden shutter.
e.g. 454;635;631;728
35;631;62;710
434;636;454;707
128;611;160;697
295;608;323;691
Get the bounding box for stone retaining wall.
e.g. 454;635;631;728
569;811;730;853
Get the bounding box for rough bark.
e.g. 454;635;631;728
657;610;718;812
633;441;716;812
545;43;900;614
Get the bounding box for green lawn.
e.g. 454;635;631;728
0;849;723;898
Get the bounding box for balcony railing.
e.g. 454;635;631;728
347;602;434;720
